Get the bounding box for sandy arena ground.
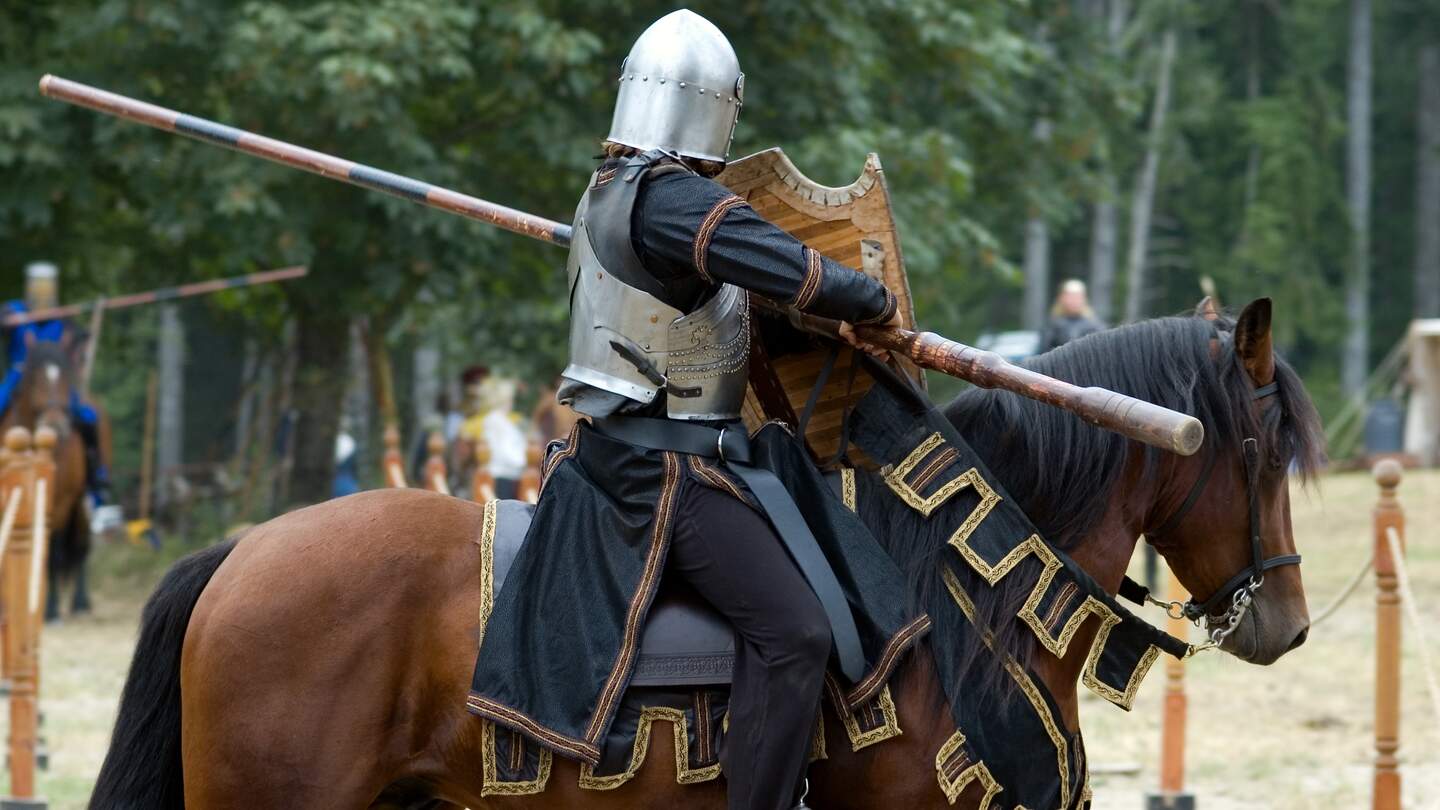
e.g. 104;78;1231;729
2;468;1437;808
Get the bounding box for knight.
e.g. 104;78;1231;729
468;10;928;808
0;261;110;505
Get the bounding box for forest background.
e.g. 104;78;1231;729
1;0;1437;519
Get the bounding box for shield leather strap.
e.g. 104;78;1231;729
593;416;867;682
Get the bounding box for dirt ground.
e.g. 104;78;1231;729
2;468;1438;808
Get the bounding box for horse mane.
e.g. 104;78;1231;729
945;311;1325;552
861;310;1325;706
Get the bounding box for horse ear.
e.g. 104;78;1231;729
1194;296;1220;321
1235;297;1275;384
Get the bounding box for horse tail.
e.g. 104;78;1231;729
88;538;239;810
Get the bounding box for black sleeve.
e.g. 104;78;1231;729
633;170;897;324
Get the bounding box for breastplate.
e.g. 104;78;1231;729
560;158;750;421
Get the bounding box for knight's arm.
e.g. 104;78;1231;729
635;172;898;324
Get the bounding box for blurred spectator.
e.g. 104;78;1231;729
462;376;526;499
332;425;360;498
1040;279;1106;352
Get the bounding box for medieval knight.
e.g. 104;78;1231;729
467;11;927;809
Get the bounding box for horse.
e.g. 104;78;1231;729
88;299;1324;809
0;338;101;622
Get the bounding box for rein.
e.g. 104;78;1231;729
1119;380;1300;652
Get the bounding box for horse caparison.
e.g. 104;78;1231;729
88;301;1323;810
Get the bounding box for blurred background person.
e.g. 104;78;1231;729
1040;279;1106;353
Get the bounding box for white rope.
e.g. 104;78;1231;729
1386;526;1440;738
1308;551;1375;627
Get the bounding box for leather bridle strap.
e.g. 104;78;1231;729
1118;379;1300;621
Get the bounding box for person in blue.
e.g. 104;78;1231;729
0;261;110;506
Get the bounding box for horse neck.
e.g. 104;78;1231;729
1029;443;1163;731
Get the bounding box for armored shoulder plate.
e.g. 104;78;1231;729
561;156;749;421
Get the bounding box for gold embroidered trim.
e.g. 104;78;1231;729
693;195;747;283
810;711;828;761
577;706;723;790
687;456;747;503
585;452;682;745
884;433;997;518
791;246;825;310
1081;616;1163;711
909;447;960;495
466;694;601;763
840;467;857;512
826;678;902;751
477;499;498;647
934;730;1002;808
949;521;1160;711
857;288;899;325
942;568;1070;808
845;613;931;708
539;422;580;497
480;720;553;796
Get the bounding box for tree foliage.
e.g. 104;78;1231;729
1;0;1435;499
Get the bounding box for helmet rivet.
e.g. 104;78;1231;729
698;87;705;94
715;92;721;98
659;78;665;84
679;81;686;88
642;76;648;81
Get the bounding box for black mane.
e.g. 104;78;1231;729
858;310;1324;705
945;312;1325;552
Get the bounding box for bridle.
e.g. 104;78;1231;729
1120;379;1301;652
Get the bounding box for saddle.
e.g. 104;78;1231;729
488;499;736;685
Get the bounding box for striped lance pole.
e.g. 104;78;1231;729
39;75;572;248
38;75;1204;455
2;265;310;327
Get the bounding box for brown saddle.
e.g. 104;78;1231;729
489;500;736;686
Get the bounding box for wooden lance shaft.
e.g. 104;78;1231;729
40;75;1203;456
855;326;1203;456
39;76;572;248
1;265;310;327
1371;459;1404;810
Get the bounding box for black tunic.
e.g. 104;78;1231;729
467;157;925;766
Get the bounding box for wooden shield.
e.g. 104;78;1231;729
716;147;923;463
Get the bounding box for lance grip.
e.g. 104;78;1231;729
856;325;1204;456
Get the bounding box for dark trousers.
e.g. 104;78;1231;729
668;483;829;810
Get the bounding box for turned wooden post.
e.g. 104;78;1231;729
517;440;542;504
1147;566;1194;810
1;426;46;808
1372;459;1404;810
382;423;406;489
424;431;449;496
471;441;495;504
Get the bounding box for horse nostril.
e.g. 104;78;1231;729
1286;626;1309;652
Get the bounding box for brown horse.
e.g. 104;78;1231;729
0;338;101;621
88;300;1323;809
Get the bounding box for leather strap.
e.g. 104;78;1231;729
593;417;867;682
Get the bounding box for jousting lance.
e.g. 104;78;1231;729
38;75;1203;456
2;265;310;327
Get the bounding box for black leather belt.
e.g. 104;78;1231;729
594;416;867;682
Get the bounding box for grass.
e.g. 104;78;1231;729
1;469;1437;808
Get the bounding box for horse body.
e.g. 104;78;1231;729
91;302;1324;809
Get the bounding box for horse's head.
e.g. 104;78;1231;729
1143;298;1324;665
17;336;75;440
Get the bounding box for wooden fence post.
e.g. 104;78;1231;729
517;440;542;504
2;425;48;809
424;431;449;496
1147;565;1194;810
1372;458;1404;810
382;423;406;489
471;441;494;504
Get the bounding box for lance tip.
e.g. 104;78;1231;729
39;75;53;95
